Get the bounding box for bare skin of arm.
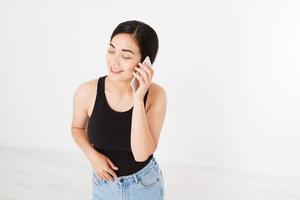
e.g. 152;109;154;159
71;80;118;181
131;84;167;161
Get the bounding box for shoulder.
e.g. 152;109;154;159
149;82;167;98
73;78;99;106
74;78;98;97
147;82;167;110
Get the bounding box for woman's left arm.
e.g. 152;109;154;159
131;86;167;162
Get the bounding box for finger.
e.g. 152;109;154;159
135;66;149;83
97;172;105;181
100;169;111;181
141;65;153;81
106;167;118;179
132;71;145;84
99;174;105;180
141;61;154;73
138;62;152;73
106;158;119;171
95;171;103;180
139;64;152;78
103;171;113;181
101;171;111;181
139;62;154;80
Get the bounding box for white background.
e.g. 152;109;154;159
1;0;299;177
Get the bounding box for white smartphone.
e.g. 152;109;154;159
131;56;152;92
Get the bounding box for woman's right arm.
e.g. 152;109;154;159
70;81;118;181
70;82;96;161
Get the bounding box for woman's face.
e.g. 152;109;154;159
105;33;142;81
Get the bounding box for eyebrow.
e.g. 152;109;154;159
109;43;135;55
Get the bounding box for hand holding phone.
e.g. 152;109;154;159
131;56;152;92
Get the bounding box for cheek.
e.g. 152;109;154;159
105;54;117;66
105;54;111;62
122;60;137;68
105;54;111;61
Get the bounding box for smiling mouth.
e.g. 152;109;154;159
111;67;123;73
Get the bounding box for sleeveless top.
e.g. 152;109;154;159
87;75;153;176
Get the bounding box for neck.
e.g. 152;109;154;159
106;75;133;96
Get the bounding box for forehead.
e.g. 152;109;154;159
110;33;140;52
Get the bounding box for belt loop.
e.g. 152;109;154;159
153;157;158;166
153;157;159;172
133;174;139;184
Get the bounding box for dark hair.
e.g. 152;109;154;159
110;20;159;64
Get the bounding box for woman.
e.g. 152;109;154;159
71;20;167;200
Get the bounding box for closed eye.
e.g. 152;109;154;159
108;50;132;59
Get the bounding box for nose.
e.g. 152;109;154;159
112;62;120;67
111;55;121;67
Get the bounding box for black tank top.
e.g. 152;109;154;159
87;75;153;176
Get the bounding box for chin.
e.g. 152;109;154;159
107;71;130;81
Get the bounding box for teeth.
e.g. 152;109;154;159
112;67;122;72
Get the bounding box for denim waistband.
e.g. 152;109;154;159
93;156;160;186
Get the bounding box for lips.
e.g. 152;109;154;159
110;67;123;73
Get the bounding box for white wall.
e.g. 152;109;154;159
1;0;300;177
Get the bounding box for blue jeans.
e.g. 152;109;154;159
91;156;165;200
